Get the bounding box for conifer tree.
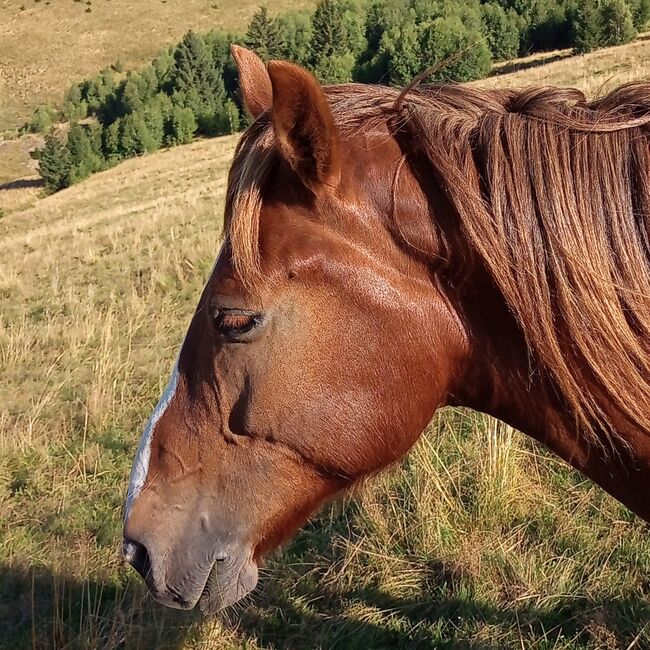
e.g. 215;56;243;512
31;133;73;193
419;15;492;82
481;2;522;61
310;0;348;67
628;0;650;28
573;0;603;53
601;0;637;46
245;7;286;60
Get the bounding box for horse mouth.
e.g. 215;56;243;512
197;555;259;615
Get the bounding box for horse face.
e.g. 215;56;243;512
122;49;467;614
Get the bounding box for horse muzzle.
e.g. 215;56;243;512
122;531;258;613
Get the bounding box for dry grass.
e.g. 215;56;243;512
2;33;650;650
478;32;650;94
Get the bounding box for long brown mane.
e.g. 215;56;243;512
225;80;650;445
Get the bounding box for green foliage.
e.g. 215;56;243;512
119;112;158;156
165;105;197;146
278;10;314;65
66;122;105;183
102;120;122;161
245;6;286;60
26;105;58;134
481;2;522;61
31;132;72;193
419;15;492;82
79;69;116;115
310;0;365;82
61;83;88;122
601;0;637;46
628;0;650;28
572;0;603;53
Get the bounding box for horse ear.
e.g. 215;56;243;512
267;60;341;190
231;44;272;119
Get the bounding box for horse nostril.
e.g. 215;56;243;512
122;538;151;579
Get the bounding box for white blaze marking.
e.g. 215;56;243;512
124;363;179;522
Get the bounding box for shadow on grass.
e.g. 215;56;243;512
0;566;198;650
1;530;649;649
489;51;573;77
235;558;650;650
0;177;43;191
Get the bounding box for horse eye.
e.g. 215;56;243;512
213;310;259;339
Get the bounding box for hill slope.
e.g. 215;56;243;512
0;0;311;133
2;39;650;649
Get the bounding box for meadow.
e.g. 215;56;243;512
2;35;650;650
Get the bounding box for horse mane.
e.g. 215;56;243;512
225;80;650;445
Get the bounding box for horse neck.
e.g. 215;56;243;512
447;262;650;523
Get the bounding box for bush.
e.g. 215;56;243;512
601;0;637;46
628;0;650;28
26;105;58;134
572;0;603;53
481;2;522;61
419;15;492;82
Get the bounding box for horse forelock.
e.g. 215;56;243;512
223;79;650;446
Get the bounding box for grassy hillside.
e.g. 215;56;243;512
479;33;650;93
0;0;311;134
2;38;650;649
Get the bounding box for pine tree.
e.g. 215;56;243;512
419;16;492;83
628;0;650;28
601;0;637;45
310;0;348;68
120;112;157;156
31;133;73;193
170;31;229;133
572;0;603;53
61;83;88;122
103;120;122;160
66;123;105;183
245;7;286;60
481;2;522;61
278;10;313;65
165;106;198;145
378;16;422;85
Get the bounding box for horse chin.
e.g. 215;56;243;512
198;556;259;616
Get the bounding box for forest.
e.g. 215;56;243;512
31;0;650;192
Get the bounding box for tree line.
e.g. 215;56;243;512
32;0;650;193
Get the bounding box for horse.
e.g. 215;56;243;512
122;45;650;614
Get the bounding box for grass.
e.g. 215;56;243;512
2;35;650;650
478;33;650;94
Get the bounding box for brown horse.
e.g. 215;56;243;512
122;45;650;614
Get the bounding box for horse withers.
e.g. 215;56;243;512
122;45;650;614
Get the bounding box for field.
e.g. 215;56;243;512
2;33;650;650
